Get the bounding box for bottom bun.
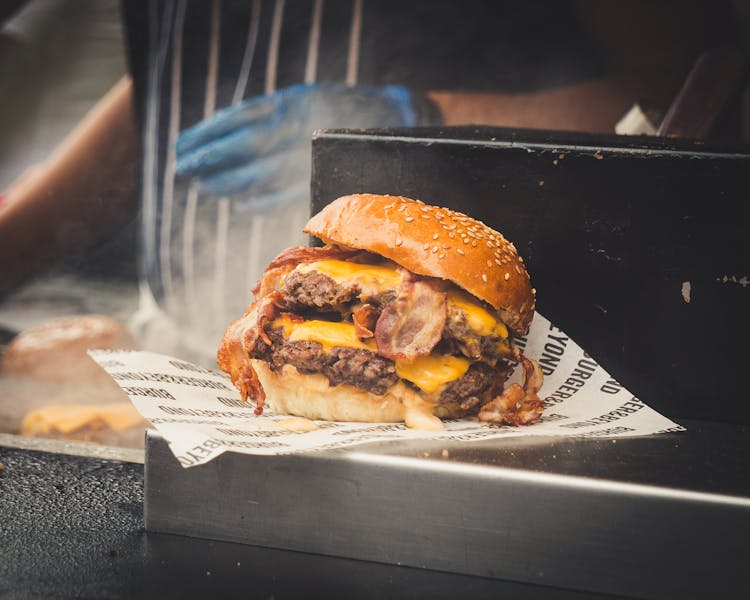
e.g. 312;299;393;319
252;360;459;428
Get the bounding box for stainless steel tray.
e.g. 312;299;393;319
145;421;750;599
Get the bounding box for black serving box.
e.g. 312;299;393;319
311;127;750;425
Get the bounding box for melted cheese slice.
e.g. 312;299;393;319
296;260;508;339
275;317;376;351
395;354;471;394
447;290;508;338
297;260;402;297
273;317;471;394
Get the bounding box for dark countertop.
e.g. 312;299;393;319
0;445;144;599
0;442;623;599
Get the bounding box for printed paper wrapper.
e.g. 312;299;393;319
90;313;684;467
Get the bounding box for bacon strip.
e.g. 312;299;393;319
374;271;447;361
217;292;282;414
265;245;367;271
477;356;544;425
352;303;379;338
252;264;295;298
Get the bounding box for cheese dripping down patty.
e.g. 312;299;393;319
293;259;509;339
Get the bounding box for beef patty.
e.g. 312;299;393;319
250;327;399;395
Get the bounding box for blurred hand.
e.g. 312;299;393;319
175;83;434;197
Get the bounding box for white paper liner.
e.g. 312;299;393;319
90;312;684;467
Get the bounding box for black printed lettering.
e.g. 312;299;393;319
150;418;230;426
216;396;247;408
215;427;290;438
563;377;585;389
215;439;289;449
538;351;562;376
169;359;211;374
655;425;687;434
600;378;623;394
575;426;635;437
548;334;569;347
570;367;593;381
578;355;599;371
558;397;644;428
122;386;175;400
157;405;251;418
176;439;222;466
96;359;126;369
331;424;405;436
112;372;231;391
539;412;567;423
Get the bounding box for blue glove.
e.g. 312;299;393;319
175;83;425;197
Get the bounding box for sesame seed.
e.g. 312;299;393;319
395;238;403;246
471;241;477;247
481;274;487;282
423;242;430;250
422;214;430;219
487;241;494;248
495;259;502;266
448;232;455;238
463;238;469;244
487;260;492;267
432;246;439;253
439;253;445;259
456;248;465;255
432;233;439;240
504;272;510;280
405;216;414;222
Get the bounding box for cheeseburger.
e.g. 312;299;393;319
218;194;543;429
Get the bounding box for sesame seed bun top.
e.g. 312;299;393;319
304;194;535;335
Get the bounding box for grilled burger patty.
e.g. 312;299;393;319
283;271;359;312
251;327;399;394
250;326;500;406
283;270;396;312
